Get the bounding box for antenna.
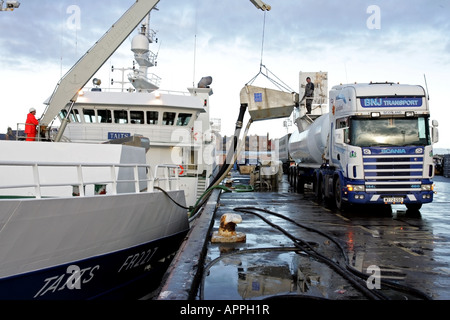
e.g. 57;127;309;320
193;34;197;88
192;2;199;87
424;74;430;100
344;62;349;84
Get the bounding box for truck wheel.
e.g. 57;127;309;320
288;167;291;185
334;178;347;211
291;167;296;188
314;176;322;202
297;175;305;194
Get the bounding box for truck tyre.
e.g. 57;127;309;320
321;176;333;207
334;178;347;211
292;168;296;189
314;175;322;202
288;167;293;186
297;175;305;194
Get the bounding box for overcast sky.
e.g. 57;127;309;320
1;0;449;148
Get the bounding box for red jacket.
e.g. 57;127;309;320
25;113;39;134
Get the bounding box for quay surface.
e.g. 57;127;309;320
157;172;450;301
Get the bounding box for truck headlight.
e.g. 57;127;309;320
347;185;365;192
421;184;434;191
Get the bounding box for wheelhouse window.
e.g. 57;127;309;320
350;117;431;147
147;111;159;125
60;109;81;123
98;109;112;123
176;113;193;126
83;109;96;123
114;110;128;124
163;112;176;125
130;110;144;124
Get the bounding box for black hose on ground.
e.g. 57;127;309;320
233;206;433;300
232;207;386;300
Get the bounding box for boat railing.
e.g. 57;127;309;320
82;86;192;96
14;123;43;142
0;161;181;199
154;164;180;191
128;69;162;88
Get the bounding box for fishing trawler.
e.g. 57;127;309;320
0;0;217;300
39;12;219;208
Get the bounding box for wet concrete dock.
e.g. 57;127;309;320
157;172;450;301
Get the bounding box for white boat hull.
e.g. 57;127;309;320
0;140;189;299
0;191;189;300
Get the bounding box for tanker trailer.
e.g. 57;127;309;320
287;113;329;192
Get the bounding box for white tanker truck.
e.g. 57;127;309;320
288;76;439;212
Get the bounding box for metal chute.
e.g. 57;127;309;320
240;85;299;121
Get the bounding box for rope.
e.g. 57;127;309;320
246;11;296;93
259;11;266;66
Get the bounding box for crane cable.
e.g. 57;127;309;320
246;11;296;93
259;10;267;68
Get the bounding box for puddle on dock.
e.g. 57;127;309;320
200;247;363;300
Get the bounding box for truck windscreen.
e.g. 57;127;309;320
350;117;430;147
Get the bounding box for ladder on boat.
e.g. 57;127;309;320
196;178;208;200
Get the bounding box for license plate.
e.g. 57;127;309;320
383;197;404;203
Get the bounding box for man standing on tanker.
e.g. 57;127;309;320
301;77;315;114
25;108;39;141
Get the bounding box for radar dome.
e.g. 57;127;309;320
131;34;149;54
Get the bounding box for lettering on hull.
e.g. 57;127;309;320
108;132;131;140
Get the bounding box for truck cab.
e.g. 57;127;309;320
326;82;438;211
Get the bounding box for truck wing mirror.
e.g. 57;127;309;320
432;120;439;144
334;128;346;145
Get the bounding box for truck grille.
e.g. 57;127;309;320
363;154;423;194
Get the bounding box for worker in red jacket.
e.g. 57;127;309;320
25;108;39;141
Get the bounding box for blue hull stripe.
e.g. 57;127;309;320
0;229;188;300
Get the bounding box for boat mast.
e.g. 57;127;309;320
128;11;160;92
40;0;160;142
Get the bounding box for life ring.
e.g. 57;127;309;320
178;165;184;175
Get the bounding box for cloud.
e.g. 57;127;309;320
1;0;449;146
0;1;137;67
3;0;448;69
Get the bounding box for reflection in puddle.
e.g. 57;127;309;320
201;249;362;300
